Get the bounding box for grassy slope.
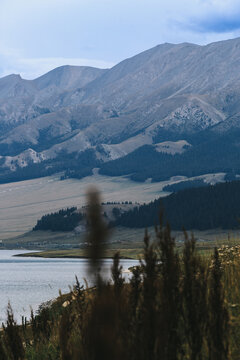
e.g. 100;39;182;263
4;226;148;249
16;228;240;259
0;174;170;240
17;248;143;260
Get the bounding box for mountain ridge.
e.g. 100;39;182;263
1;37;240;183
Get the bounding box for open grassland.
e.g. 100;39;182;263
0;172;226;240
17;248;143;260
16;227;240;259
0;174;172;240
4;226;149;249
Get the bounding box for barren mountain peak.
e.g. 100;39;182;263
1;37;240;183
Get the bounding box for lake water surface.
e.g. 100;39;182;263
0;250;138;323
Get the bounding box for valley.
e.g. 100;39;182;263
0;171;227;245
1;37;240;252
0;173;168;240
2;1;240;357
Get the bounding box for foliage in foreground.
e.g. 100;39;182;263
1;189;240;359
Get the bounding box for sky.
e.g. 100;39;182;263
1;0;240;79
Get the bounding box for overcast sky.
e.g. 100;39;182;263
1;0;240;79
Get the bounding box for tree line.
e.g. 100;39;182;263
33;207;83;232
100;129;240;182
113;180;240;230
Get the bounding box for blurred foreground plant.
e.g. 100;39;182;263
86;187;108;278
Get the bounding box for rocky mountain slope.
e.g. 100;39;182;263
1;37;240;183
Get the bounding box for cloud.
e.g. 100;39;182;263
188;14;240;33
181;0;240;34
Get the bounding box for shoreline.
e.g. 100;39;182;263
14;251;138;260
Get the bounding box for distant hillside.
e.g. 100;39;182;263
2;38;240;183
100;129;240;182
33;207;83;232
113;180;240;230
162;179;208;192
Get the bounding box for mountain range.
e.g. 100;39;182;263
1;37;240;183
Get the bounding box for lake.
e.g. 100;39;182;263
0;250;138;323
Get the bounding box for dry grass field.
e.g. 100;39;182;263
0;173;170;239
0;171;236;245
14;226;240;259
